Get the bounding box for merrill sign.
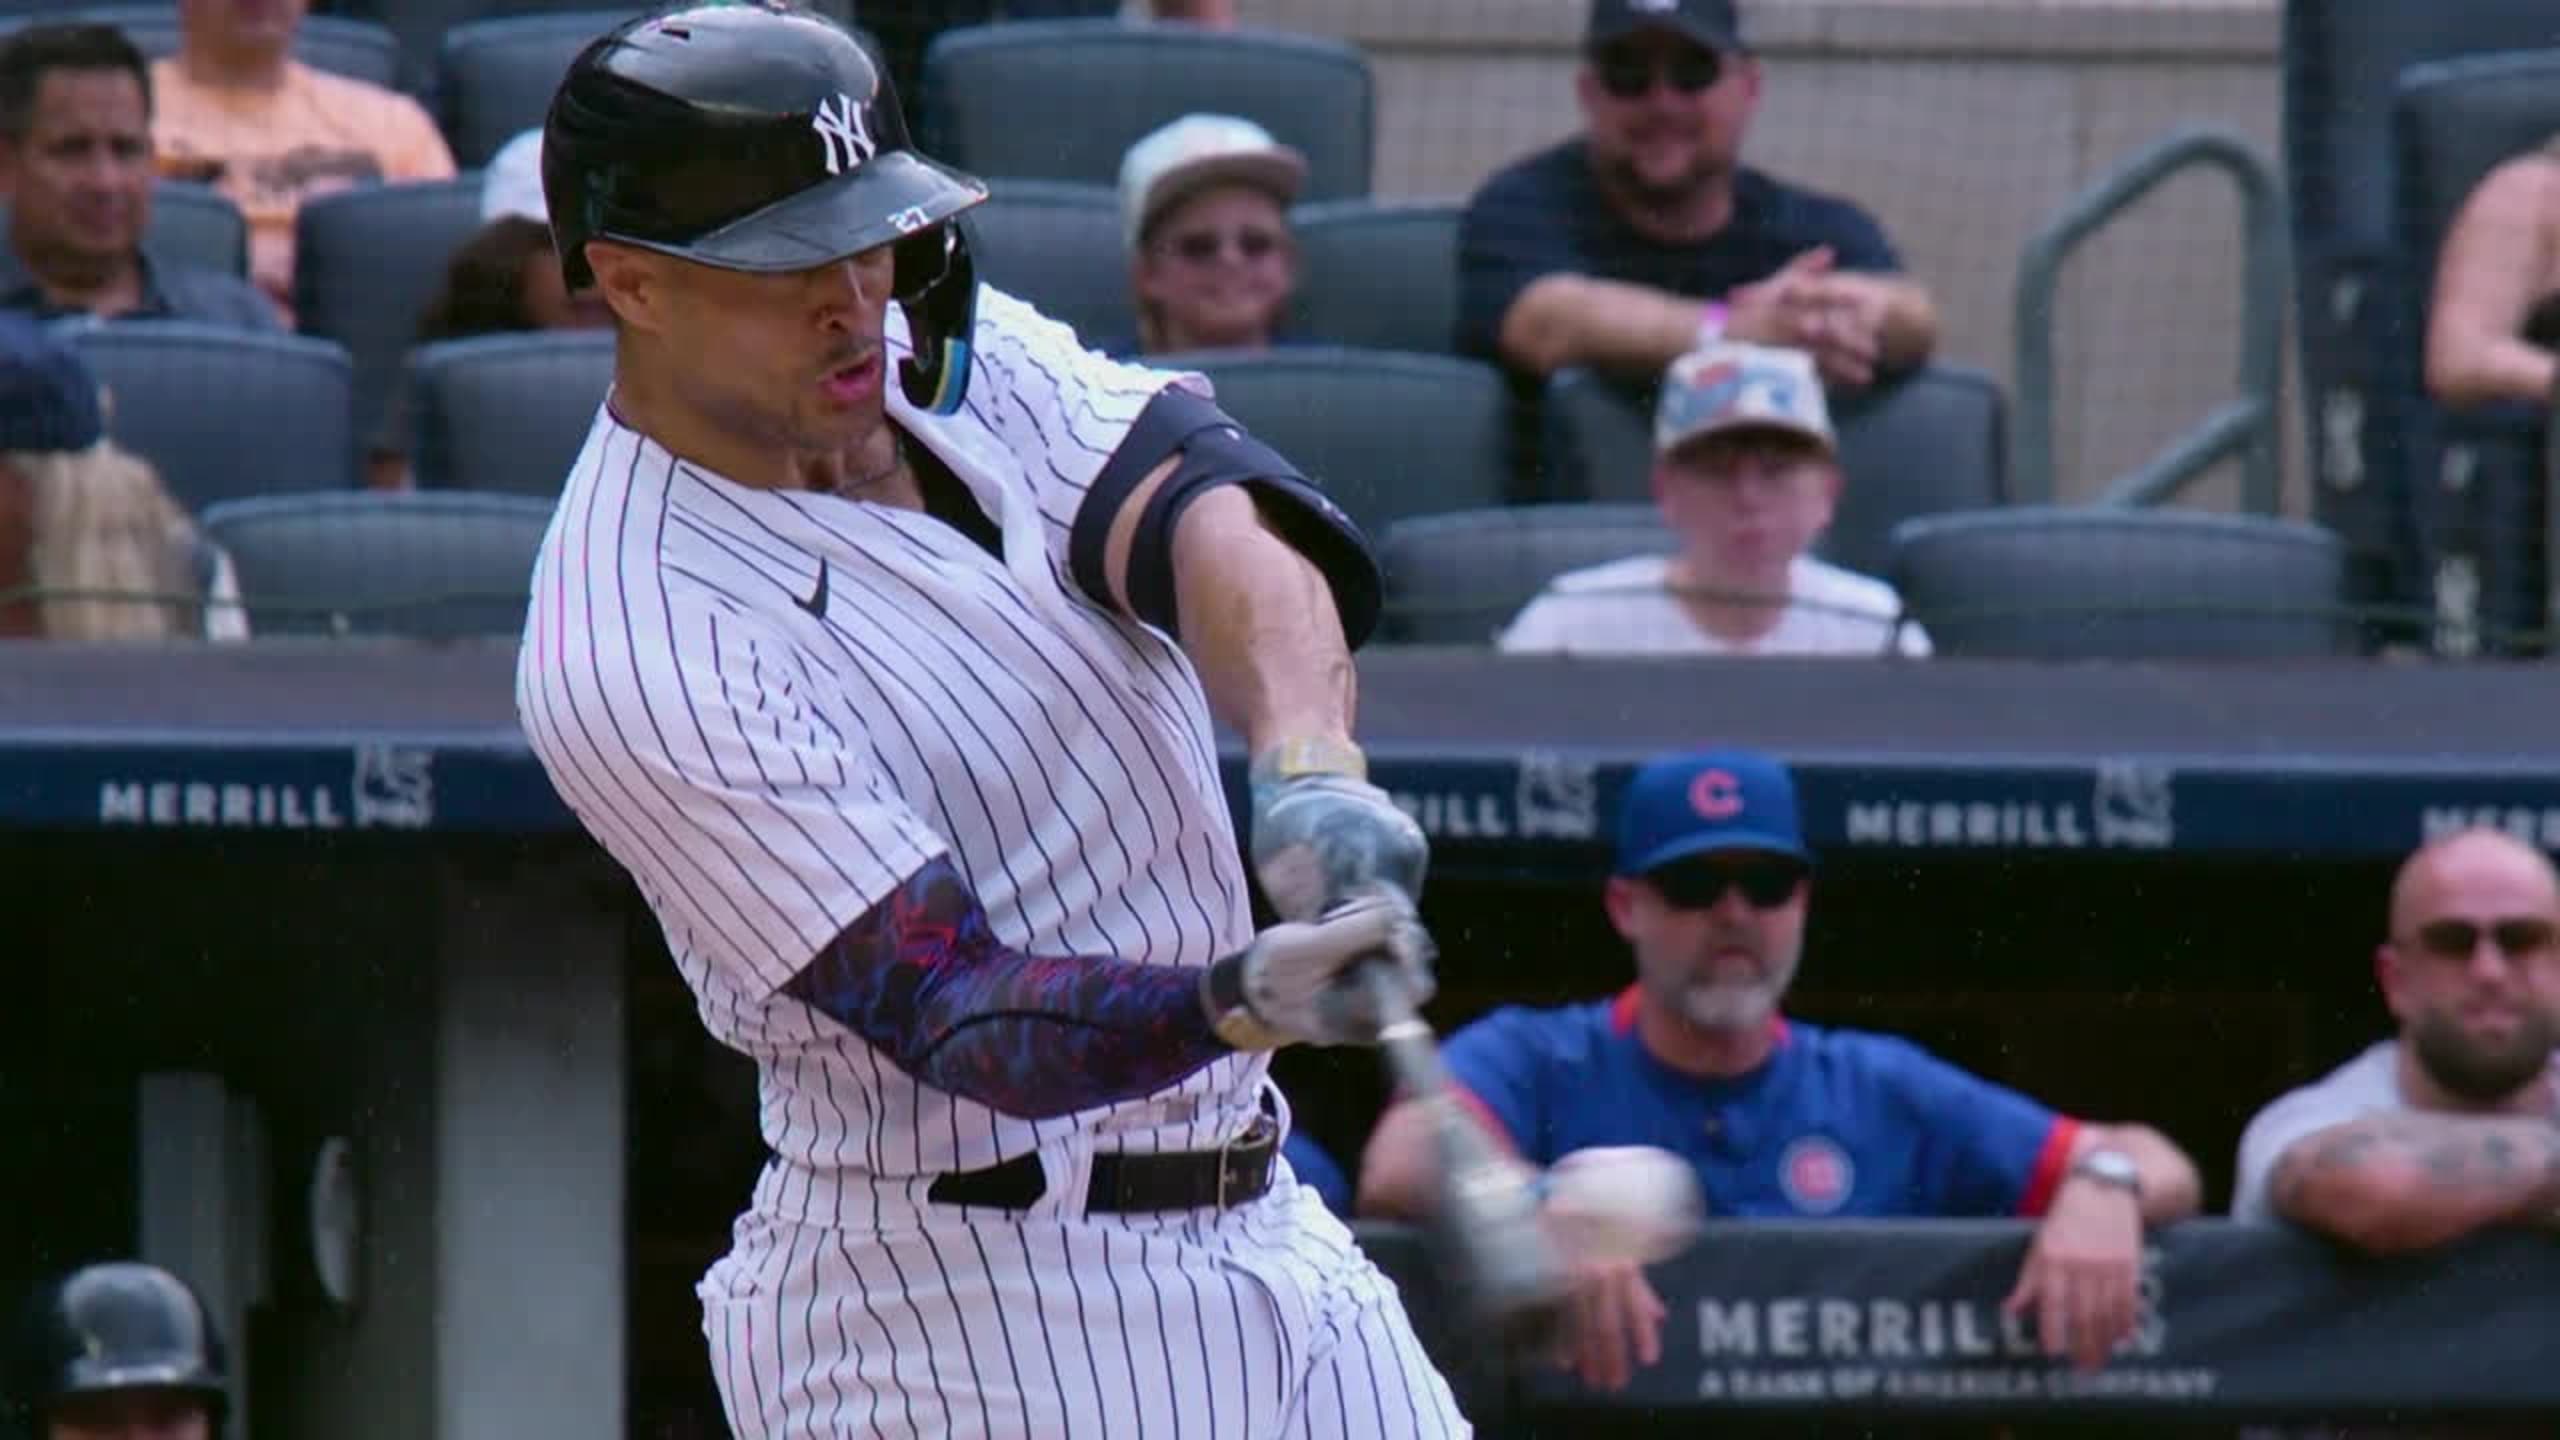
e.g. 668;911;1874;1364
1843;763;2175;852
96;746;437;831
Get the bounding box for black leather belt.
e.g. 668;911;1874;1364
927;1115;1279;1213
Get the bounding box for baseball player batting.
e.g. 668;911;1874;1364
515;4;1468;1436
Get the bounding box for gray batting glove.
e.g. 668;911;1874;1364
1200;888;1437;1049
1249;740;1429;924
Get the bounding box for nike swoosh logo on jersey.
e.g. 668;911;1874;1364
795;559;829;618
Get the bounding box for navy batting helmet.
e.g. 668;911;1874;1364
543;0;989;412
8;1263;229;1431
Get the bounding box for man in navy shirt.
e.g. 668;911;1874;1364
1460;0;1936;392
1359;748;2199;1391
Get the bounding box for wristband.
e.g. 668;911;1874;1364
1252;736;1367;784
1697;300;1730;349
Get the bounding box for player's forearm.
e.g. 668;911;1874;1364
784;858;1230;1119
1497;273;1705;379
1171;485;1356;755
2268;1113;2560;1253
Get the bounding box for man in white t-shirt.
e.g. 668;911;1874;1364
2232;828;2560;1248
1498;339;1926;656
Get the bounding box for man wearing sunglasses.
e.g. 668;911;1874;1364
1458;0;1937;401
2233;829;2560;1251
1357;748;2199;1390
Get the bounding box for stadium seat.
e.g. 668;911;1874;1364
0;182;246;279
921;21;1373;200
1289;200;1461;355
292;177;485;455
198;491;555;639
1542;364;2008;577
1888;506;2358;659
2280;1;2560;617
1375;504;1672;645
408;330;614;497
2389;48;2560;649
1162;347;1513;538
963;181;1133;344
431;10;641;167
325;0;854;95
0;8;403;89
65;322;356;510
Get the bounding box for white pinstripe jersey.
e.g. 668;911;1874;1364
516;289;1267;1225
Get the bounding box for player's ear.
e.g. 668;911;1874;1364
584;241;660;335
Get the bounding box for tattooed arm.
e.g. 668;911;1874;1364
2266;1113;2560;1253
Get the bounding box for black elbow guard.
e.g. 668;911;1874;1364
1069;386;1382;647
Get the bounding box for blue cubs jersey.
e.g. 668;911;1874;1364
1444;989;2077;1219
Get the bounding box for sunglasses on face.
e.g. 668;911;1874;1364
1162;227;1285;265
1594;46;1724;100
2408;917;2560;961
1645;855;1808;911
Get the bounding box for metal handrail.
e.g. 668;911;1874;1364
2011;128;2290;512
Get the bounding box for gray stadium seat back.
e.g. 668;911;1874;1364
409;330;615;497
1377;503;1672;645
963;181;1133;343
65;322;356;510
2393;49;2560;284
921;21;1373;199
0;182;246;279
1824;365;2008;577
293;178;486;453
433;10;643;167
325;0;853;94
199;491;555;638
1290;200;1461;355
4;8;403;88
1888;506;2357;659
1162;347;1512;538
1544;364;2005;575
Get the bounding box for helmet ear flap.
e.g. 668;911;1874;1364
894;224;976;415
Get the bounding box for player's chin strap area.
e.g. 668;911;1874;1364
894;225;976;415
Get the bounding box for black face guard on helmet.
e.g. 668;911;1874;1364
543;1;988;413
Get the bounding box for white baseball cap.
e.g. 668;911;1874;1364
481;128;548;225
1117;113;1308;250
1654;341;1836;457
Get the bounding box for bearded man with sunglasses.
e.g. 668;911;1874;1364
1458;0;1937;397
2234;828;2560;1251
1358;748;2200;1391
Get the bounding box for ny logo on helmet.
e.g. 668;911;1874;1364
811;92;877;176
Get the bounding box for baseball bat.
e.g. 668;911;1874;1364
1353;958;1574;1353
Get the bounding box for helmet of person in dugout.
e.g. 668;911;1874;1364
7;1263;229;1431
543;0;989;412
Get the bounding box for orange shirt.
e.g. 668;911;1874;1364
150;58;456;314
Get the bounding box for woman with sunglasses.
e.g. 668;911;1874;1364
1108;113;1306;359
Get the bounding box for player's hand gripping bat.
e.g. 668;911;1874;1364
1348;926;1574;1354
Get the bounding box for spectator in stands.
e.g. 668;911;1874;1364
1358;748;2200;1390
0;24;274;329
365;129;608;490
1499;341;1926;655
2233;828;2560;1251
1103;113;1306;359
1459;0;1936;392
150;0;455;317
0;312;242;642
2426;140;2560;410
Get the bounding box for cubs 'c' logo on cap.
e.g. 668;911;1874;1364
810;92;877;176
1689;767;1744;820
1778;1135;1853;1215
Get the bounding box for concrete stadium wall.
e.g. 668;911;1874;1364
1247;0;2302;516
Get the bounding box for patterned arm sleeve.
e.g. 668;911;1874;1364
784;856;1231;1119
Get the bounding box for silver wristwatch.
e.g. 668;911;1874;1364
2069;1147;2143;1198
